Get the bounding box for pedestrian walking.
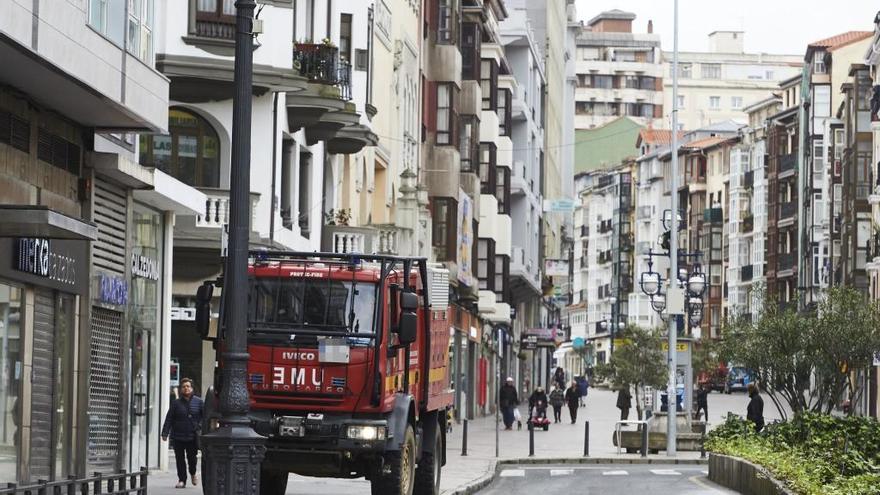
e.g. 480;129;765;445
564;381;580;423
162;378;204;488
695;383;709;422
746;383;764;433
549;384;565;423
499;377;519;430
616;386;632;421
553;367;566;390
576;375;589;407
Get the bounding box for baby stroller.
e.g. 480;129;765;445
527;399;551;431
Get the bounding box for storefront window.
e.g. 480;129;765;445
129;206;164;470
0;283;22;482
139;107;220;188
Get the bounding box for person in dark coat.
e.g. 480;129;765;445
499;377;519;430
746;383;764;433
162;378;205;488
616;386;632;420
553;367;566;390
576;375;589;407
695;383;709;421
549;384;565;423
528;386;549;422
564;381;580;423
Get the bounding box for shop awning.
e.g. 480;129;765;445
0;206;98;240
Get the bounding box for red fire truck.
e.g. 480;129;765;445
195;251;453;495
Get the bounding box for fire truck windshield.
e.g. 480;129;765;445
249;277;377;340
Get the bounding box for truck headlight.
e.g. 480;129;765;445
346;425;386;441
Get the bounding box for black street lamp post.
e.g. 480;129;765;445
202;1;267;494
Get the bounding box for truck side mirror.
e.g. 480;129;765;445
195;282;214;340
398;311;417;344
400;291;418;312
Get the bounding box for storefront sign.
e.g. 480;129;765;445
99;274;128;306
2;238;87;294
456;189;474;287
131;253;160;280
544;259;570;277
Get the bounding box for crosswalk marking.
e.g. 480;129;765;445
500;469;525;478
602;470;628;476
550;469;574;476
650;469;681;476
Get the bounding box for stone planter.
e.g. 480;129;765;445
708;453;795;495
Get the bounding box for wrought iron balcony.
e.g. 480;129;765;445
293;43;352;100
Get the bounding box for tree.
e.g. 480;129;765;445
719;287;880;418
595;325;667;420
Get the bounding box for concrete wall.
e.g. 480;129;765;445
708;454;795;495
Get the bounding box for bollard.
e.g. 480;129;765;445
583;421;590;457
528;423;535;457
700;423;707;459
640;423;648;458
461;418;468;456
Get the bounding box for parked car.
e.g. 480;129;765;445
725;367;754;393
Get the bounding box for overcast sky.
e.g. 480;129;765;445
574;0;878;55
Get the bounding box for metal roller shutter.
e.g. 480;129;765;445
30;288;55;481
93;180;127;275
87;307;123;470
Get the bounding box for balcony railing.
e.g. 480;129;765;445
195;188;260;228
741;265;754;281
779;153;796;174
778;252;797;271
321;225;411;254
293;43;352;100
0;469;148;495
779;201;797;219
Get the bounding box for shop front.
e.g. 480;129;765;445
449;304;481;421
0;237;88;483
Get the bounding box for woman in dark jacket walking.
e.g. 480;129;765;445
549;385;565;423
616;386;632;420
564;381;580;423
162;378;205;488
746;383;764;432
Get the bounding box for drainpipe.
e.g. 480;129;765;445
797;61;810;311
270;92;279;243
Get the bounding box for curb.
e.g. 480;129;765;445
443;456;708;494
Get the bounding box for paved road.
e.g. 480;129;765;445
479;464;738;495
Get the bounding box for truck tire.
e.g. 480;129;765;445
371;424;416;495
260;468;288;495
413;424;442;495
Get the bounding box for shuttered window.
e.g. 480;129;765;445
37;128;81;175
0;110;30;153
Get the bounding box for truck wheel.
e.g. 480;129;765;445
260;468;288;495
413;424;442;495
371;424;416;495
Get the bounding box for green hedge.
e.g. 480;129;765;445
706;414;880;495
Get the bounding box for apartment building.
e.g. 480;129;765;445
863;14;880;419
664;31;801;131
1;0;208;481
573;10;664;129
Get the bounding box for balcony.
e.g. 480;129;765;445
598;219;613;234
778;252;797;272
779;153;796;176
321;224;412;255
779;201;797;220
598;250;613;264
741;265;754;281
293;43;352;100
741;215;754;233
195;188;260;229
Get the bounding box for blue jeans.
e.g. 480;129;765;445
502;406;515;428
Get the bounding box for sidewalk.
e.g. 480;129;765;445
151;388;757;494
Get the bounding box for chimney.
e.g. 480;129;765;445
647;20;653;34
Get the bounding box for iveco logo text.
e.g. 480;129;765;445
282;352;316;361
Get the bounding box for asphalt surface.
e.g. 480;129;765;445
479;464;739;495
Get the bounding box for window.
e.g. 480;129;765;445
479;143;497;194
709;96;721;109
0;110;30;153
731;96;743;109
639;76;655;90
579;47;600;61
477;239;496;291
765;70;775;80
460;23;481;81
125;0;155;63
90;0;126;45
677;95;685;109
354;49;369;71
459;116;479;173
677;63;692;79
480;59;498;110
814;85;831;117
812;141;824;173
436;83;458;145
592;75;613;89
497;89;511;136
701;64;721;79
139;107;221;188
495;166;510;214
37;129;81;175
431;197;457;261
437;0;456;44
194;0;235;40
494;255;509;302
813;51;826;74
834;128;845;160
624;76;639;89
0;283;21;481
339;14;353;62
613;51;635;62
